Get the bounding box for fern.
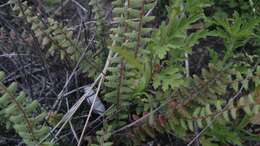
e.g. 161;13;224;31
149;1;210;91
89;0;110;75
105;1;260;145
210;11;260;50
126;62;260;144
129;93;260;143
91;125;113;146
3;0;260;145
110;0;155;57
0;71;54;146
103;0;156;129
8;0;102;78
89;0;109;50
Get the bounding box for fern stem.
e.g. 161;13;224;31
0;83;37;141
135;0;145;56
116;61;125;123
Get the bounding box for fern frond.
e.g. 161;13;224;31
0;71;53;146
104;57;138;127
9;0;102;78
149;1;210;91
103;0;156;129
110;0;155;56
91;125;113;146
89;0;109;50
117;60;260;144
127;87;260;144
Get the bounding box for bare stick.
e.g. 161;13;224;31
51;36;95;111
77;50;112;146
66;98;79;142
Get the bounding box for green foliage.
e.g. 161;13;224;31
3;0;260;145
153;66;188;91
89;0;110;72
44;0;60;7
205;124;243;146
90;0;109;50
100;0;260;145
104;58;137;127
103;0;156;129
149;1;210;91
109;0;155;55
9;0;103;78
0;71;53;146
210;12;260;50
91;125;113;146
128;74;260;145
213;0;260;18
111;47;143;70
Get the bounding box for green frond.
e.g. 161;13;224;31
9;0;102;79
0;72;53;146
